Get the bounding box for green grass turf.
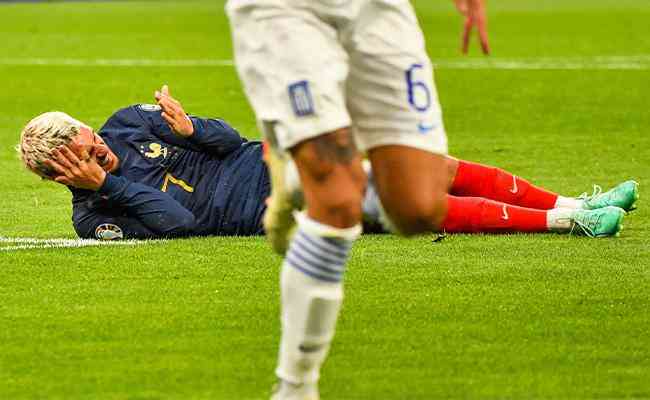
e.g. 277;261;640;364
1;0;649;398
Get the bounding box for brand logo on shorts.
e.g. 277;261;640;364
288;81;315;117
95;224;124;241
417;122;436;134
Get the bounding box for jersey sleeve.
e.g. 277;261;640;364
186;115;246;156
132;105;245;157
72;174;196;240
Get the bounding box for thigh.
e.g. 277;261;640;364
344;0;448;155
227;1;351;150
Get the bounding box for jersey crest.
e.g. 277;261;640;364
141;142;168;159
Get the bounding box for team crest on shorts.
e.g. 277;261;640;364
288;81;314;117
138;104;162;112
95;224;124;241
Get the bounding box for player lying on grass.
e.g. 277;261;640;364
18;87;637;241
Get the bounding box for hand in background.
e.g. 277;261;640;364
454;0;490;55
154;84;194;137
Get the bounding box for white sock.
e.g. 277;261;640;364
547;208;577;231
276;212;361;385
554;196;585;210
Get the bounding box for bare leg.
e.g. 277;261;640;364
445;156;460;192
369;145;448;235
274;128;365;393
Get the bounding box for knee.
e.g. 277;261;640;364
322;166;366;225
388;190;448;236
292;129;366;227
318;187;365;226
445;156;459;190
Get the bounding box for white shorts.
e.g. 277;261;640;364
226;0;448;155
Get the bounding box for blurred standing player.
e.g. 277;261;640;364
227;0;489;398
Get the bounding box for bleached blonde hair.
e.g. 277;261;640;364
18;112;84;177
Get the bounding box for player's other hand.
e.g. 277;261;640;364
44;145;107;191
154;84;194;137
454;0;489;55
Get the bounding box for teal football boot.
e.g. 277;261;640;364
572;206;626;238
581;180;639;212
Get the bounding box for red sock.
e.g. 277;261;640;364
442;195;548;233
451;160;558;210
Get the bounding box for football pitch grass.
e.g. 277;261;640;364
1;0;649;398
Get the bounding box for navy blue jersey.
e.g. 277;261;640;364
71;104;270;239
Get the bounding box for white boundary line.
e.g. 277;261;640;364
0;236;152;251
0;58;235;67
1;56;650;70
434;57;650;70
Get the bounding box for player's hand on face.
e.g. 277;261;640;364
454;0;489;55
154;84;194;137
44;145;107;191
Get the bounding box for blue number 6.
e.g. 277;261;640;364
406;63;431;112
